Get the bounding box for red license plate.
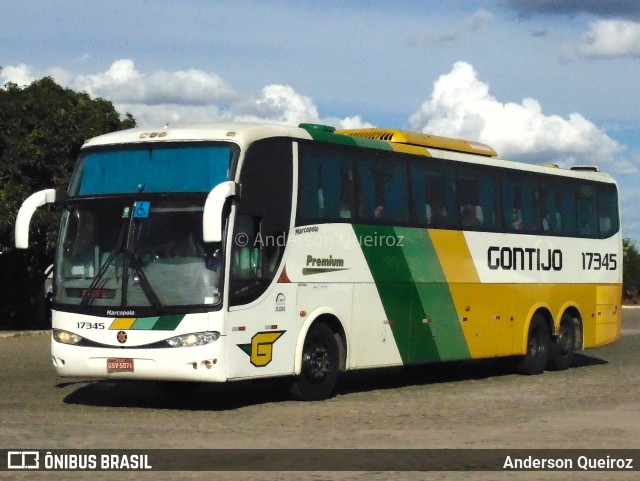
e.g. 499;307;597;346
107;358;134;373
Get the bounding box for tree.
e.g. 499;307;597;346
623;238;640;302
0;72;135;328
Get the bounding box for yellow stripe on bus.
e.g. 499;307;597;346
110;318;136;330
429;230;479;283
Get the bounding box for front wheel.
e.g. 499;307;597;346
548;314;577;371
290;324;340;401
517;314;551;375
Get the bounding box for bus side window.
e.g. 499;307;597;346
502;176;539;233
410;159;456;227
540;181;557;233
231;215;262;281
457;167;499;230
577;184;597;236
597;184;619;237
357;154;408;223
296;143;353;224
560;181;578;236
339;161;354;219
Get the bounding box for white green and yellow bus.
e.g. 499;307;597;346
15;122;622;400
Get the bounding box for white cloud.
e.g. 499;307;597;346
67;59;237;106
232;84;320;125
409;61;626;170
0;59;371;129
578;20;640;58
232;84;373;129
0;58;627;169
327;115;373;130
0;64;36;86
114;103;230;127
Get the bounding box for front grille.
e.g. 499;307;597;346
77;338;168;349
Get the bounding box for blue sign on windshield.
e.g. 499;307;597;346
133;201;150;218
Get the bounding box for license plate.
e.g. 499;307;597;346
107;358;134;373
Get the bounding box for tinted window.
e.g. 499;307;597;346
410;160;456;227
540;180;566;234
72;144;235;195
502;175;539;233
357;153;409;223
457;167;500;230
229;139;293;306
295;141;619;239
577;184;598;236
597;183;619;237
297;143;354;223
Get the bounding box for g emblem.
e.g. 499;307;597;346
237;331;285;367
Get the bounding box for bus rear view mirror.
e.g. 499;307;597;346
15;188;57;249
203;181;238;243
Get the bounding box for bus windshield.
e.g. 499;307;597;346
69;143;236;195
55;199;223;312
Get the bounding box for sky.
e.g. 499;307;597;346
2;0;640;241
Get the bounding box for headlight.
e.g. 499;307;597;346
53;329;84;345
165;331;220;347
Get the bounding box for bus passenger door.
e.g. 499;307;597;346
226;276;299;379
223;138;298;379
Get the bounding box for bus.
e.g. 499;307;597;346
15;122;622;401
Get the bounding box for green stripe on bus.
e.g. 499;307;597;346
130;317;159;330
304;130;393;151
353;224;470;364
353;224;435;363
151;314;185;330
396;227;470;361
349;136;394;150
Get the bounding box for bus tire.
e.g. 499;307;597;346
290;323;340;401
517;314;551;375
548;314;577;371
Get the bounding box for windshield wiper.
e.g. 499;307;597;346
121;212;166;314
126;251;165;314
80;206;165;313
80;219;127;310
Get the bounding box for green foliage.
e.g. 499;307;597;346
623;238;640;301
0;72;135;328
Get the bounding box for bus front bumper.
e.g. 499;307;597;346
51;338;228;382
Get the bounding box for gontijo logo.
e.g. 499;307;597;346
237;331;286;367
487;246;563;271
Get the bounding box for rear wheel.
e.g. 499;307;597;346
517;314;551;375
290;323;340;401
548;314;577;371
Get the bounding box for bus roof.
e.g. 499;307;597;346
81;122;314;149
82;123;496;157
80;122;613;184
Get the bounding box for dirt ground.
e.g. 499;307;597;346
1;309;639;481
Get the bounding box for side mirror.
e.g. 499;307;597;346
15;189;57;249
203;181;238;243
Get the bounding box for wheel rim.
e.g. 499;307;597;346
302;342;330;381
556;321;575;355
530;327;547;360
